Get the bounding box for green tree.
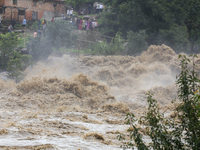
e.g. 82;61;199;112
7;51;31;81
0;33;32;81
167;0;200;53
118;54;200;149
101;0;200;53
157;24;190;53
45;20;76;48
101;0;171;37
0;33;18;69
127;30;148;55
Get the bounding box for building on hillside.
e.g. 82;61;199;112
0;0;66;21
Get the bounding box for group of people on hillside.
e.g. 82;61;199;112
7;18;25;32
60;7;98;30
62;14;98;30
6;6;98;37
33;14;98;38
73;17;98;30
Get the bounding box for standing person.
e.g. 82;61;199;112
80;9;84;15
85;19;87;29
67;9;70;17
37;19;41;30
82;19;85;30
89;19;92;30
89;4;92;15
42;19;47;37
93;19;98;30
79;18;83;30
100;4;103;13
72;17;75;26
96;3;100;14
92;19;95;30
76;17;80;30
74;16;77;26
11;19;16;30
8;24;13;32
70;8;73;16
51;17;54;22
22;17;26;30
86;19;90;30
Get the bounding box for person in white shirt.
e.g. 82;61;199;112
100;4;104;13
70;8;73;16
8;24;13;32
67;9;70;17
96;3;100;14
22;17;26;30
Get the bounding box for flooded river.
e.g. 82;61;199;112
0;45;194;149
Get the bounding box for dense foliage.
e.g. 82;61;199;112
118;54;200;149
0;33;31;80
0;33;18;69
127;30;148;55
99;0;200;53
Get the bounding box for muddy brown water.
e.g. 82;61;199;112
0;44;199;150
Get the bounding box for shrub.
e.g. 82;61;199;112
0;33;31;81
92;32;124;55
31;20;43;30
46;20;76;48
7;51;31;81
0;33;18;69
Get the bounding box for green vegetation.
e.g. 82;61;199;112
31;20;42;30
118;54;200;149
100;0;200;53
91;32;124;55
7;51;31;81
0;33;18;69
127;30;148;55
0;33;31;81
17;33;30;48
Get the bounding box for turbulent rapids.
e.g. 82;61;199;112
0;45;199;149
